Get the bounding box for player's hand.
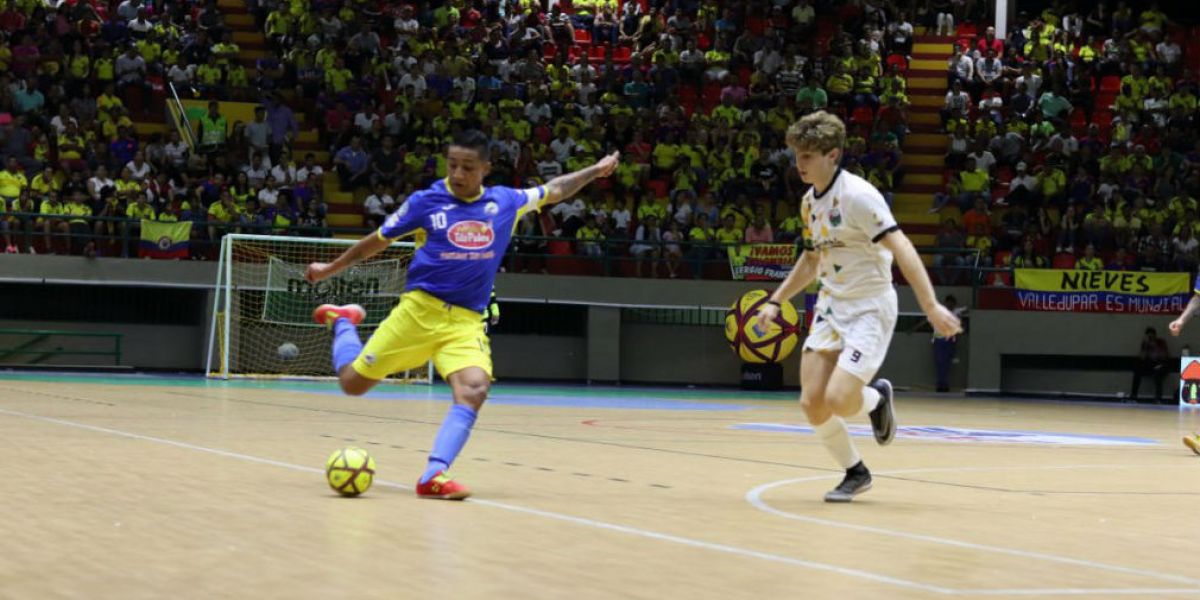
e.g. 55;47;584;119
490;315;500;326
1169;319;1185;336
754;302;780;334
305;262;334;283
927;303;963;338
594;151;620;178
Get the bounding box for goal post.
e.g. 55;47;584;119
206;233;433;383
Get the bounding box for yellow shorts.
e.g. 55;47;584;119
352;290;492;380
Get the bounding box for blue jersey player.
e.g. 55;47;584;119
306;130;619;499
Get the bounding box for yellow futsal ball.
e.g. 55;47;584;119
724;290;800;363
325;447;376;497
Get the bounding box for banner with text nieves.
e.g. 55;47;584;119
978;269;1190;314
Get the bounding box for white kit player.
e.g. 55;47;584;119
756;111;962;502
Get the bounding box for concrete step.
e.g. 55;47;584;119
904;133;946;147
905;173;943;186
893;210;941;225
327;192;355;204
134;121;168;136
327;213;362;227
909;112;940;125
907;77;947;91
911;94;944;107
910;58;946;71
908;233;935;246
900;153;945;168
913;42;953;55
226;13;254;27
232;31;264;45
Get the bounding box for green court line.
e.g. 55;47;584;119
0;371;797;401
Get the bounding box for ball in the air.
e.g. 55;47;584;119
724;290;800;363
277;342;300;361
326;447;376;497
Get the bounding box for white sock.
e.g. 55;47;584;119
858;385;881;417
814;417;862;470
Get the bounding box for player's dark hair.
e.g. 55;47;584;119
450;129;491;161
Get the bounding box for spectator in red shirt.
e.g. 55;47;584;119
976;26;1003;59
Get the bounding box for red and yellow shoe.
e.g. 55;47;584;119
1184;434;1200;456
415;471;471;500
312;303;366;328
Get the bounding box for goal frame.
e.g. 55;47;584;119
205;233;433;384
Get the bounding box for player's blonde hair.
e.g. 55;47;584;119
786;111;846;155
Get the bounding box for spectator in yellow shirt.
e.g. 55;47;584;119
0;157;27;203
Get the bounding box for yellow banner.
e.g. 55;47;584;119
1014;269;1188;295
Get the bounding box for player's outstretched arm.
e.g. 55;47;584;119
305;231;391;283
755;251;818;329
880;230;962;338
541;151;620;206
1170;294;1200;336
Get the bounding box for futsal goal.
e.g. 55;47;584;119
205;234;432;383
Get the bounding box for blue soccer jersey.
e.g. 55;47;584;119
378;179;544;312
1194;274;1200;295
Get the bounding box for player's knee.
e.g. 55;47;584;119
452;372;491;409
455;382;490;409
337;371;375;397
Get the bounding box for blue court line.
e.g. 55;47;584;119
298;388;750;411
731;423;1162;446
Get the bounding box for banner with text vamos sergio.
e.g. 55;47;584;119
727;244;797;281
981;269;1191;314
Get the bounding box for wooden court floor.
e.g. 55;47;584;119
2;372;1199;599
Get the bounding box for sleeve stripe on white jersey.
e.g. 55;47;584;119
871;225;901;243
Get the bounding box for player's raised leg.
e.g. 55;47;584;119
415;366;490;500
824;367;896;446
312;303;379;396
801;349;873;502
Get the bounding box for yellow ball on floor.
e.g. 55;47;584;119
724;290;801;363
325;447;376;497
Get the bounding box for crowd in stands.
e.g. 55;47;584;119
251;0;954;276
928;2;1200;284
0;0;326;258
2;0;1191;285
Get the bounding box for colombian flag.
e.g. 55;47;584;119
139;220;191;259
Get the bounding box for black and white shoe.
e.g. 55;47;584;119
824;462;872;503
868;378;897;446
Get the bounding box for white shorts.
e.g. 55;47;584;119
803;288;898;383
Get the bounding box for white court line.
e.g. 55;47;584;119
3;405;1198;597
747;468;1200;588
0;406;951;595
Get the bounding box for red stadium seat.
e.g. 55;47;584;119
1052;253;1077;269
574;29;591;46
613;46;632;63
1100;76;1121;92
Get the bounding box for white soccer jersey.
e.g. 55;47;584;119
801;169;899;300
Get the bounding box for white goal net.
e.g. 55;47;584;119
206;234;432;383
